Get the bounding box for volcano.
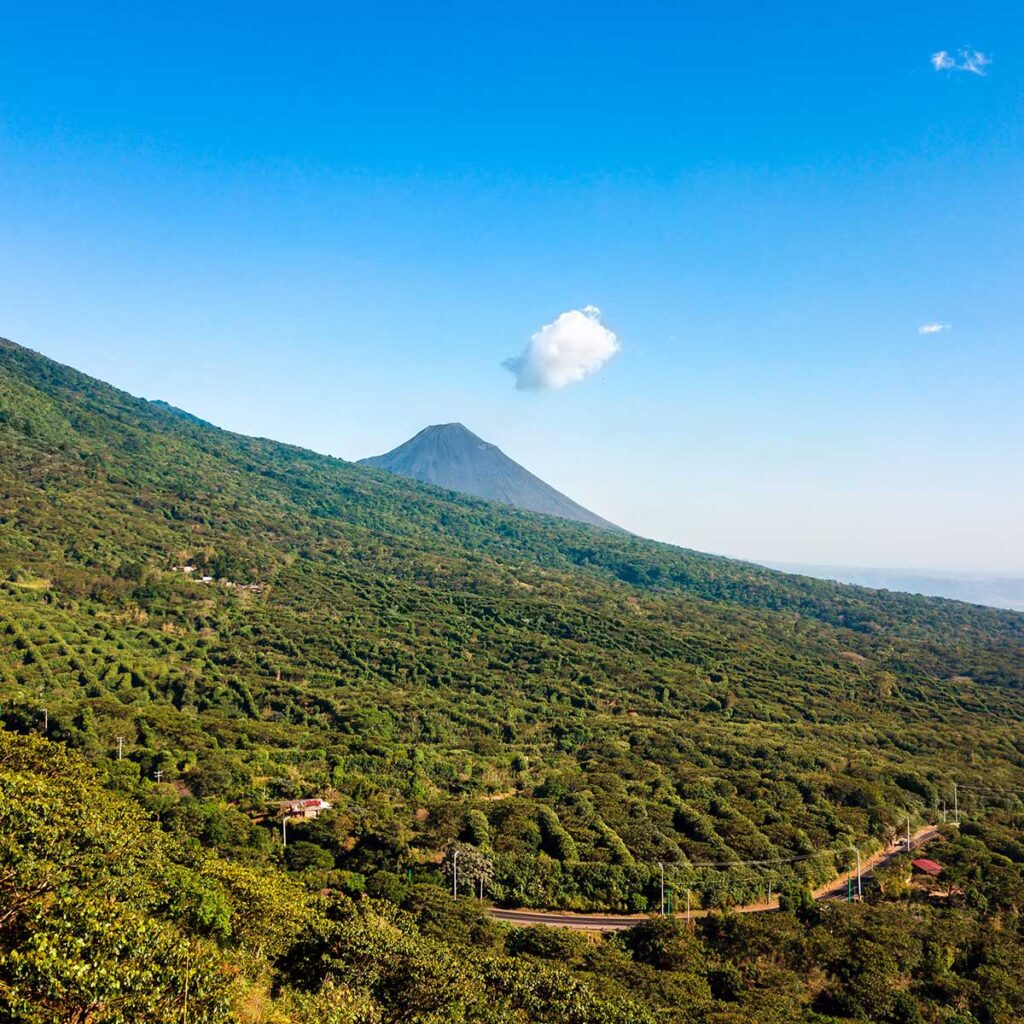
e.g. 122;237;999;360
358;423;620;530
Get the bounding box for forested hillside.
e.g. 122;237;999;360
3;336;1024;1021
1;335;1023;907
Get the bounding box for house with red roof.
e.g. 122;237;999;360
282;798;332;820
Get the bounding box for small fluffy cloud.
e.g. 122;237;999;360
918;323;952;335
503;306;620;391
931;49;991;75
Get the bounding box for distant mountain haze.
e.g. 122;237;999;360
359;422;621;531
764;563;1024;613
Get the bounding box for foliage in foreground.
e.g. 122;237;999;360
0;730;650;1023
5;730;1024;1023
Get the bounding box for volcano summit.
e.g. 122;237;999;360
359;423;620;530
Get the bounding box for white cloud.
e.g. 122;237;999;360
918;323;952;335
931;48;991;75
503;306;620;391
961;50;993;75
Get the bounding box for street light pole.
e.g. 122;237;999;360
282;816;289;848
116;736;124;761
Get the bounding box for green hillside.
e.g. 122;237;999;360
0;727;657;1024
4;336;1024;1022
1;334;1023;921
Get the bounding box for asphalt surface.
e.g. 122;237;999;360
489;825;942;931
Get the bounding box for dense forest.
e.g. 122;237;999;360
2;336;1024;1021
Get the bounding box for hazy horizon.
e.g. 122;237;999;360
761;561;1024;612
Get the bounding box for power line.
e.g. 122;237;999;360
658;843;869;870
633;824;936;873
956;783;1023;796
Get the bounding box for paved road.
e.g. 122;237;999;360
489;825;941;931
490;908;651;930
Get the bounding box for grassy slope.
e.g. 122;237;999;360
1;335;1023;907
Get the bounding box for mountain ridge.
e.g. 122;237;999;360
1;335;1020;635
359;421;622;531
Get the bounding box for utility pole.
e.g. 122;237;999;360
42;708;47;733
767;881;772;908
659;862;665;915
953;782;960;825
281;816;289;848
116;736;124;761
906;816;911;853
154;769;163;784
850;846;862;900
686;889;691;926
452;849;459;898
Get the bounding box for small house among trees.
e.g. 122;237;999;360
282;798;332;820
911;858;943;878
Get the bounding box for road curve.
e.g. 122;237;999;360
488;826;941;931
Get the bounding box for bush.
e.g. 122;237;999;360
506;925;588;962
366;869;407;903
621;917;706;972
464;809;491;847
287;841;335;873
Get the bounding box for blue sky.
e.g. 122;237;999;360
1;2;1021;571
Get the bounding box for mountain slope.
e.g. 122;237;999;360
359;422;621;530
1;335;1023;915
